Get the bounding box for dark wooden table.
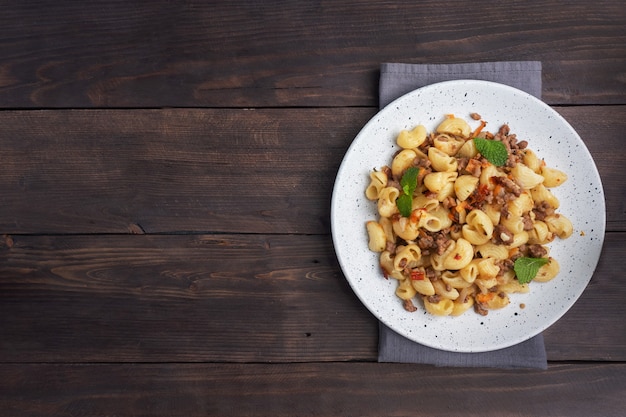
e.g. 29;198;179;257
1;1;625;415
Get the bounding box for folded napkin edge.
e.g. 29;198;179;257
380;61;542;75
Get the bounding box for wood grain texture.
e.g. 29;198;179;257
1;2;624;414
0;233;377;363
1;233;624;363
0;106;623;235
543;232;626;360
0;1;624;108
0;107;370;234
1;362;625;417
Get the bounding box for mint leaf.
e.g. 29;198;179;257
514;257;550;284
400;167;419;195
396;194;413;217
396;167;419;217
474;138;508;166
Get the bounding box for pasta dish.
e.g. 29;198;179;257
365;114;572;317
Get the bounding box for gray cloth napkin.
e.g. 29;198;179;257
379;61;542;108
377;61;548;369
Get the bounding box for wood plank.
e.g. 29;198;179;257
0;233;377;363
0;107;370;234
554;107;626;231
0;1;624;108
0;362;624;416
0;106;623;235
1;233;624;363
544;232;626;360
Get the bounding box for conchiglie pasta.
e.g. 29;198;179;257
534;257;560;282
392;216;420;241
485;293;510;309
424;297;454;316
433;134;465;156
454;175;479;202
379;251;404;280
480;165;506;189
397;124;428;149
412;195;439;211
507;231;530;249
508;192;534;217
411;274;436;296
436;117;471;138
498;269;516;285
391;149;418;179
428;147;458;172
475;276;498;293
527;221;554;245
511;163;544;189
429;206;453;230
377;187;400;218
396;279;417;300
500;214;525;235
393;244;422;271
423;171;458;194
441;271;474;289
417;212;444;232
530;184;560;209
544;214;573;239
462;209;494;245
477;258;500;280
522;149;542;173
365;170;388;200
460;259;481;283
441;238;474;270
365;115;573;317
433;279;460;300
475;242;509;260
457;286;477;304
436;182;456;202
541;166;567;187
366;221;386;252
379;217;395;243
483;203;502;227
457;138;478;159
452;297;475;316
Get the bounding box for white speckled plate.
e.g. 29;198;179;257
330;80;605;352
